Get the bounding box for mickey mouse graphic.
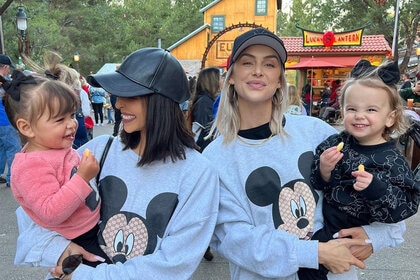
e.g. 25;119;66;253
97;175;178;263
245;152;319;240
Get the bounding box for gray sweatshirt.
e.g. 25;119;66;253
203;114;405;280
14;135;219;280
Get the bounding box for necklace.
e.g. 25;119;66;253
236;134;274;146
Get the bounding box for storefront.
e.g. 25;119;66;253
282;26;392;108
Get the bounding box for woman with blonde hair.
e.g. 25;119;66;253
203;27;405;280
286;84;307;115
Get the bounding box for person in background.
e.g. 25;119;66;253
319;96;341;123
14;47;219;280
190;67;220;151
399;80;420;104
80;75;90;96
105;65;122;137
328;79;341;105
104;92;114;124
181;75;197;118
79;75;94;140
109;93;121;137
89;86;106;126
0;54;21;187
3;70;110;267
212;71;227;119
301;80;312;115
286;84;307;115
320;82;331;104
299;59;420;280
179;99;189;116
73;75;91;148
400;73;412;90
203;27;405;280
318;80;342;122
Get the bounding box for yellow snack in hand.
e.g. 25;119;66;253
358;164;365;171
336;142;344;152
84;148;90;157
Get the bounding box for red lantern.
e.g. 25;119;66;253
323;31;335;47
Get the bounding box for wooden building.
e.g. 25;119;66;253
169;0;391;90
168;0;282;75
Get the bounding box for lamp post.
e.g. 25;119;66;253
391;0;400;58
73;52;80;73
16;6;30;57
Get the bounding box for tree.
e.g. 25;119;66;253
398;0;420;71
0;0;417;75
0;0;211;75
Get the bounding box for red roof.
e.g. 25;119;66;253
281;35;391;56
287;56;362;69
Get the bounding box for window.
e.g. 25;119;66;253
255;0;267;15
211;15;225;33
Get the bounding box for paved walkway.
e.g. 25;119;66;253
1;123;419;279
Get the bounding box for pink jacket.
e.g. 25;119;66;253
11;146;100;239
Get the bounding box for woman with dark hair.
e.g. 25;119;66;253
190;67;221;151
14;48;219;280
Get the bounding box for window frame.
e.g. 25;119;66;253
255;0;268;16
211;15;225;33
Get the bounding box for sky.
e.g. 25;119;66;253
282;0;292;13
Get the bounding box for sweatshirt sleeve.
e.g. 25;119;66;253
14;207;70;267
362;221;406;252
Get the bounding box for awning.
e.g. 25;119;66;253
286;56;361;69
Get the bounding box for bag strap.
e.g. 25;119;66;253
96;136;114;185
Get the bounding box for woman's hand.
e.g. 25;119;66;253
318;238;368;274
49;242;103;279
335;227;373;261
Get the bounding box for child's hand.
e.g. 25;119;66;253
77;149;99;183
351;165;373;191
319;145;344;181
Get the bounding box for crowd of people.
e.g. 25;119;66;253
1;27;420;280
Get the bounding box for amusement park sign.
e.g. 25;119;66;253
297;24;365;48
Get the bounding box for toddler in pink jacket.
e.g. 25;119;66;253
2;70;109;268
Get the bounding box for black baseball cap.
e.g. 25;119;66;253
88;48;189;104
229;28;287;69
0;54;15;68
